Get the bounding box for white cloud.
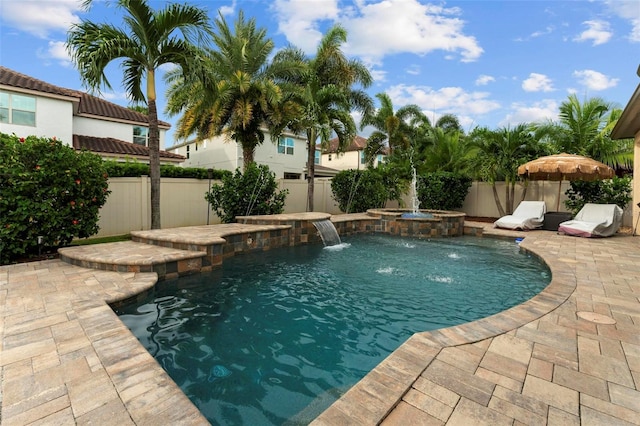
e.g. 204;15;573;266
272;0;341;52
499;99;559;127
36;40;72;67
530;26;554;38
522;73;554;92
605;0;640;42
273;0;482;63
573;69;619;91
0;0;82;38
573;20;613;46
219;0;236;16
386;84;500;121
406;64;421;76
475;75;495;86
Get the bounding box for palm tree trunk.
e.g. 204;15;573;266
492;183;506;217
306;129;316;212
148;99;161;229
243;146;255;171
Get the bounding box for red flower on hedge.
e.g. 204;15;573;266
19;137;25;143
75;179;81;185
70;201;76;206
72;219;79;225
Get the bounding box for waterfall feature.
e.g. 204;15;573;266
313;220;342;246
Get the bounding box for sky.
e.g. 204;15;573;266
1;0;639;148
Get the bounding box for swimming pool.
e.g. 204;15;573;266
115;234;550;424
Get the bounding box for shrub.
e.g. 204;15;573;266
564;177;632;215
0;133;110;264
417;172;472;210
205;163;288;223
104;160;230;179
331;169;388;213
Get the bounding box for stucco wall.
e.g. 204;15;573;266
0;93;74;144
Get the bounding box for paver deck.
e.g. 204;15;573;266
2;221;640;425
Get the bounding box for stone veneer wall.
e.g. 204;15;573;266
238;218;324;246
331;219;379;237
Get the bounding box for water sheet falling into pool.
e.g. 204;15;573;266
313;219;342;246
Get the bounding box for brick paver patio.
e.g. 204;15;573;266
1;222;639;424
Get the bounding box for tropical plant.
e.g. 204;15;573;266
564;177;632;215
534;94;633;169
166;11;304;170
205;163;288;223
331;169;388;213
67;0;211;229
0;133;110;264
360;92;425;165
419;127;476;174
277;25;373;211
470;124;548;216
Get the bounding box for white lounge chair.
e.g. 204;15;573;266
494;201;546;230
558;203;623;238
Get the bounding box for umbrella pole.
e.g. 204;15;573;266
556;181;562;211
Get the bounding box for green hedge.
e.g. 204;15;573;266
331;169;388;213
417;172;472;210
103;160;230;179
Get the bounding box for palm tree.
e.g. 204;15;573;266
434;113;464;135
165;11;304;170
471;124;547;216
360;93;425;165
534;94;633;171
67;0;211;229
279;25;373;211
420;127;476;174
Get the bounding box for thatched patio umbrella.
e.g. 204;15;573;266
517;153;615;211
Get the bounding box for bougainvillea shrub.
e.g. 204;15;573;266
0;133;110;264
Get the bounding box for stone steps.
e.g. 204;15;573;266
58;241;206;279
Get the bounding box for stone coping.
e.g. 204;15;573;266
367;208;467;219
131;223;291;245
237;212;331;222
58;241;206;266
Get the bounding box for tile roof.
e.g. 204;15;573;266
73;135;185;161
324;135;369;153
0;66;169;127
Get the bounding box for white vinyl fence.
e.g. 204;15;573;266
93;177;634;238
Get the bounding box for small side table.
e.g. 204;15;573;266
543;212;573;231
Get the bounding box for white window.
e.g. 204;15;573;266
0;91;36;126
377;154;384;164
278;137;294;155
133;126;149;146
314;150;320;164
360;151;366;164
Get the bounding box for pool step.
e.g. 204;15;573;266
58;241;207;279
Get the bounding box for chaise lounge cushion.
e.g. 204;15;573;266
558;203;623;237
494;201;546;230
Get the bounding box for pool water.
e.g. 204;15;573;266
115;235;550;425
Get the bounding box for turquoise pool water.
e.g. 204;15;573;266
115;234;550;425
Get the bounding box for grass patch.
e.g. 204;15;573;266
71;234;131;246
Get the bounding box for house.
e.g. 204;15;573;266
0;66;184;164
320;135;387;171
611;65;640;232
168;131;339;179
